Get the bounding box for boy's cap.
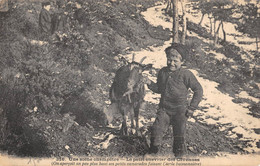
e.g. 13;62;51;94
42;2;51;7
165;43;188;60
166;49;182;60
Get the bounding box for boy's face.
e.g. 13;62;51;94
45;5;51;11
166;49;183;71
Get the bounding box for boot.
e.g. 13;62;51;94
173;136;187;157
149;145;159;154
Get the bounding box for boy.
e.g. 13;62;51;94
146;44;203;157
39;2;52;36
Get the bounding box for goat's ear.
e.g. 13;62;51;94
120;56;129;65
123;60;129;65
142;64;153;71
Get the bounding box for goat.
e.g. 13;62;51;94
109;54;152;136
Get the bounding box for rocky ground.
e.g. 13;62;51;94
0;0;259;159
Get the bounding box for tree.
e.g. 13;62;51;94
193;0;234;45
193;0;213;26
172;0;179;43
236;3;260;51
211;0;234;45
180;0;187;44
166;0;187;44
165;0;173;15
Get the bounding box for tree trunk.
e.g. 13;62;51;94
214;20;222;45
166;0;173;14
256;36;259;51
172;0;179;44
166;0;170;13
209;16;212;35
199;13;205;26
180;0;186;44
213;18;216;36
221;21;226;42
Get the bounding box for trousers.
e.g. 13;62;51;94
150;106;188;157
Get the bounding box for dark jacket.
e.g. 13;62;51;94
39;8;52;34
148;67;203;111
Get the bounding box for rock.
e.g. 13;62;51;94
188;118;196;123
58;125;63;130
109;72;115;78
201;150;207;155
256;141;260;148
65;145;70;150
188;146;196;153
33;107;38;112
105;100;111;105
113;56;119;61
216;152;222;156
236;133;243;138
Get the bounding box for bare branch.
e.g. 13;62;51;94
139;56;147;64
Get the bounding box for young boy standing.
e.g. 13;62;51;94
146;44;203;157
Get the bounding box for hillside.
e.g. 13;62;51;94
0;0;259;159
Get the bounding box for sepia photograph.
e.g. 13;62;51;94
0;0;259;165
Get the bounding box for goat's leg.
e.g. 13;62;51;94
129;107;135;135
134;105;141;136
120;108;128;136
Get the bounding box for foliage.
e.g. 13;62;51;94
192;0;213;15
194;0;234;19
211;0;235;21
235;3;260;38
191;0;235;25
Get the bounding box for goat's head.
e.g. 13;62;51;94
121;54;152;102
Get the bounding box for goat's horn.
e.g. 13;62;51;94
132;53;136;62
139;56;147;64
